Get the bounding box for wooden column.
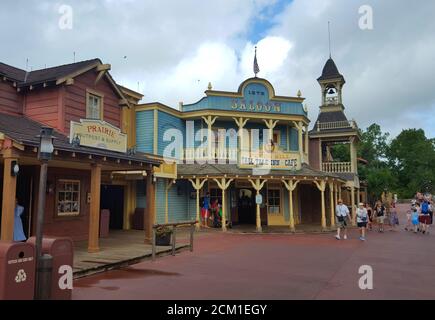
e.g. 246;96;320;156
233;117;249;163
189;178;207;230
351;185;356;226
329;182;335;228
304;126;309;156
263;119;279;143
214;178;233;232
249;178;267;233
88;164;102;253
165;179;175;223
282;179;300;232
292;121;304;163
144;172;155;243
334;183;339;214
314;180;327;230
1;154;18;241
202;116;218;161
338;185;342;200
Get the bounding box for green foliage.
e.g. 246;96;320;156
358;125;435;199
330;144;350;162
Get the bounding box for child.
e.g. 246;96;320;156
412;204;420;233
375;201;386;233
356;203;368;241
389;203;399;231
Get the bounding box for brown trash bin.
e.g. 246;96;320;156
0;241;36;300
100;209;110;238
133;208;145;230
28;237;73;300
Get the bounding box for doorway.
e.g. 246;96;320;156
100;185;124;230
237;188;256;225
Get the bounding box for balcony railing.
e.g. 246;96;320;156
322;162;352;173
316;120;357;131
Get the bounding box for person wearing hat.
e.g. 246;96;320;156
356;202;368;241
335;199;350;240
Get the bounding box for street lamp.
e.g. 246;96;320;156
35;127;55;300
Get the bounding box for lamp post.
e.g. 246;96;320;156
35;127;55;300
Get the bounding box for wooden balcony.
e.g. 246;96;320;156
322;162;352;173
316;120;357;131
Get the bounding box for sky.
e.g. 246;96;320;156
0;0;434;139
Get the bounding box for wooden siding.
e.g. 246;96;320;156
309;138;321;170
64;70;121;134
158;110;186;156
136;110;154;154
24;87;60;130
0;81;23;115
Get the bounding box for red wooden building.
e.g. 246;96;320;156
0;59;160;252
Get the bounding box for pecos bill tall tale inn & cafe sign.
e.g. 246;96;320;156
70;119;127;153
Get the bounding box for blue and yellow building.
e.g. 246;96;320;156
133;58;366;232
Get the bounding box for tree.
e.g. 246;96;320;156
387;129;435;198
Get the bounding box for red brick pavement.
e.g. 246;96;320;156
73;204;435;300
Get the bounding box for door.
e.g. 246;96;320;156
100;185;125;230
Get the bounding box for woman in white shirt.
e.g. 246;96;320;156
356;203;368;241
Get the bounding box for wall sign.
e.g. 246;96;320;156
70;119;127;153
239;149;299;170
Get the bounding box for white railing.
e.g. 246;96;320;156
322;162;352;173
316;120;357;131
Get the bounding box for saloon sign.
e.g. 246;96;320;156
70;119;127;153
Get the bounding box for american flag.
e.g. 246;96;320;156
253;46;260;77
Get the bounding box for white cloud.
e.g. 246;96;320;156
0;0;434;138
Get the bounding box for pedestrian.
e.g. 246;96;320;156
202;192;211;228
412;204;420;233
420;199;431;234
375;201;386;233
335;199;350;240
389;203;399;231
356;203;368;241
366;203;374;231
211;199;220;228
14;199;26;242
405;201;414;231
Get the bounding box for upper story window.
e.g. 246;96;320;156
86;90;103;120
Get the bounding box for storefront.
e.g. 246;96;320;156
0;59;162;252
134;74;350;232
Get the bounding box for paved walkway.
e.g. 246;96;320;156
73;204;435;299
73;229;199;279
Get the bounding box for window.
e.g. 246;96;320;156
57;180;80;217
86;93;102;120
267;189;281;214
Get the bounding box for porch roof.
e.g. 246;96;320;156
177;163;344;181
0;113;161;166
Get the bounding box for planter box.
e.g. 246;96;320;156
155;232;172;246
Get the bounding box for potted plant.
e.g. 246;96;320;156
155;226;172;246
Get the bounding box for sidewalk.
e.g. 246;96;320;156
73;229;196;279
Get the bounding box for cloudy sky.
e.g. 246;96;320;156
1;0;434;139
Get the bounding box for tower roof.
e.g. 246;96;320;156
317;58;345;82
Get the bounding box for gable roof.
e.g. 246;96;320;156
0;58;128;104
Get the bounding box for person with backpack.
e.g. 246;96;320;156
420;200;431;234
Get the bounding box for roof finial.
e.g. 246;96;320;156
328;21;332;59
208;82;212;90
253;46;260;77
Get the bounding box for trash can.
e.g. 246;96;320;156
27;237;74;300
100;209;110;238
0;241;36;300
